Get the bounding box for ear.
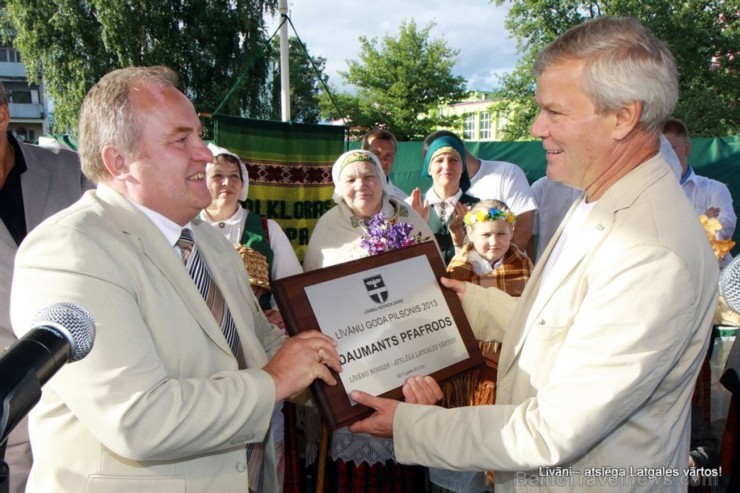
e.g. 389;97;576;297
101;144;129;180
684;139;692;158
0;104;10;131
612;101;642;141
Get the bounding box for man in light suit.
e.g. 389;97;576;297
0;81;90;493
9;66;342;493
350;17;720;492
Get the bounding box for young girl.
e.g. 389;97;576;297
436;200;533;491
447;199;532;296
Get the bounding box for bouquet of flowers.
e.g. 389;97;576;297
700;214;735;260
359;212;424;256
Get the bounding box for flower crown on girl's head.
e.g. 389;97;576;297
463;207;517;226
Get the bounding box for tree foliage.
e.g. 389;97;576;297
491;0;739;139
1;0;279;134
267;35;328;124
321;20;468;141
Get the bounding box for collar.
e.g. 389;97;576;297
468;249;495;275
425;188;463;206
201;206;247;227
679;166;694;185
349;197;399;229
123;192;192;247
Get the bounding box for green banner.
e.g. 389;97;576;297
210;121;738;258
214;116;346;260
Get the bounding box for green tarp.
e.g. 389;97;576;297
365;135;740;254
50;127;740;255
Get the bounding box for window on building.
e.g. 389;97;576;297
0;48;22;63
463;113;476;140
480;112;491;140
496;110;510;137
9;90;32;104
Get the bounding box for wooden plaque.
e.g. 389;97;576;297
272;241;483;430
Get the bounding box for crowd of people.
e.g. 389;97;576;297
0;14;736;493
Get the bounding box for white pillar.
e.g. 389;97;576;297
279;0;291;122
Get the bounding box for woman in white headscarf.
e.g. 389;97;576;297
303;150;436;271
200;144;303;319
303;149;438;492
199;143;302;493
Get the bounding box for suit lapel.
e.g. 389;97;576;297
0;221;16;251
498;155;670;377
20;151;53;230
195;229;268;369
96;186;236;359
499;195;610;376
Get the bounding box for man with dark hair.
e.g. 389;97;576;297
663;117;736;243
0;81;90;493
361;128;408;199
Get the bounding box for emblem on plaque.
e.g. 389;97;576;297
364;275;388;304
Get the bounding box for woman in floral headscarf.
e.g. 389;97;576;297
303;149;438;492
303;150;435;271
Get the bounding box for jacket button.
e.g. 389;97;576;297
236;460;247;472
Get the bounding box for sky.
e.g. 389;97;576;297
265;0;519;93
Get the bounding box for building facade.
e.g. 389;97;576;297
438;90;510;141
0;44;46;142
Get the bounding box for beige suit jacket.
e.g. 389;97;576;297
393;155;719;492
11;185;285;493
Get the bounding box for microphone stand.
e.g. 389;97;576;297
0;371;42;493
0;440;9;493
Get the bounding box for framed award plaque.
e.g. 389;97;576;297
272;241;483;430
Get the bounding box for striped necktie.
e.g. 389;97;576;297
176;228;265;492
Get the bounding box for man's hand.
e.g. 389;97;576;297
348;376;442;437
347;391;398;437
263;308;285;329
403;375;443;404
705;206;720;219
263;330;341;401
440;276;467;302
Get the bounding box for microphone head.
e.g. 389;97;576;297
31;302;96;361
720;255;740;314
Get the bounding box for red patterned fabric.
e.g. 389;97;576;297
326;458;427;493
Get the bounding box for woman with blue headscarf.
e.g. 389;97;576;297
407;132;480;264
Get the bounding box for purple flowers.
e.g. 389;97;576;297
359;213;422;256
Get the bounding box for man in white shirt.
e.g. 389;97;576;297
361;129;408;200
10;65;341;493
530;134;682;262
663;117;736;241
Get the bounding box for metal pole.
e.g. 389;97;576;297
279;0;291;122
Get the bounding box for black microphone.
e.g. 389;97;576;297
720;255;740;314
0;302;96;445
